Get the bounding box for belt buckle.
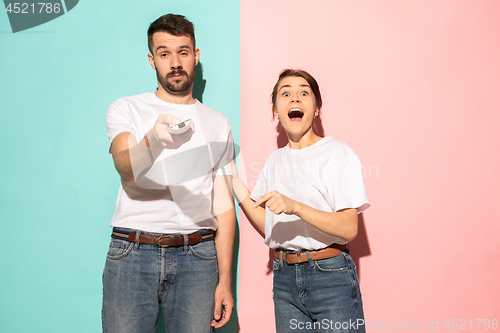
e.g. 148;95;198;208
157;235;171;248
284;252;303;264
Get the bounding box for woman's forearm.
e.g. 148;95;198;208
294;204;358;241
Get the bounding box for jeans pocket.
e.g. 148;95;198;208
189;241;217;260
314;254;349;272
106;240;134;260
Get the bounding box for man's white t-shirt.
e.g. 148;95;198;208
106;92;233;234
250;137;369;250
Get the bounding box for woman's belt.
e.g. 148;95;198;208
275;244;347;264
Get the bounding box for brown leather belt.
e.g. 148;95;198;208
111;230;214;248
275;244;347;264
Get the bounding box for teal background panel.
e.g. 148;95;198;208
0;0;240;332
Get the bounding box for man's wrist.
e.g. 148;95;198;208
217;269;232;286
144;130;163;151
217;278;232;289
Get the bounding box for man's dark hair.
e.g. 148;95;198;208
147;14;196;54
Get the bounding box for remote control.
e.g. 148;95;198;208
169;119;191;135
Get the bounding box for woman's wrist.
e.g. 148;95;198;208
237;191;251;204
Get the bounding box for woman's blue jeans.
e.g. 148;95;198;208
102;228;218;333
273;251;365;333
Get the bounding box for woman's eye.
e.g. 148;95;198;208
301;91;308;96
282;92;290;97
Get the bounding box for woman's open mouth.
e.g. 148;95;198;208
288;108;304;121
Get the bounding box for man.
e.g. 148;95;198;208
102;14;236;333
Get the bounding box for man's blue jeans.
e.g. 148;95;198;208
273;251;365;333
102;228;218;333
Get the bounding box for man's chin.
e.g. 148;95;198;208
158;74;195;96
166;84;190;95
167;89;190;96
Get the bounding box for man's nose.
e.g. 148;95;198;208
170;54;182;69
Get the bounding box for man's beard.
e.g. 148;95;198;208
158;67;196;96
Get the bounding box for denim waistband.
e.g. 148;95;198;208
275;248;318;254
111;227;214;237
275;243;348;254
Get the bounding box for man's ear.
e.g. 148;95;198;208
148;53;156;70
194;48;200;66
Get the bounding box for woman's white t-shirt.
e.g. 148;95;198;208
250;137;369;250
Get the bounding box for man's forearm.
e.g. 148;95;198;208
113;131;163;182
212;176;237;284
214;208;236;285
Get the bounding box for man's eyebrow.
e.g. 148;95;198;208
155;45;191;52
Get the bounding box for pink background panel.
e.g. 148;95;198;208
239;0;500;332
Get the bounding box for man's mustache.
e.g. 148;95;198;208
166;69;189;79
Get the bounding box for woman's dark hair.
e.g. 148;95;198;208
271;69;323;114
147;14;196;53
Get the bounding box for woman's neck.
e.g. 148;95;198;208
287;129;322;149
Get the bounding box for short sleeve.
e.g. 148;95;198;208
327;158;370;214
106;101;135;154
213;129;234;177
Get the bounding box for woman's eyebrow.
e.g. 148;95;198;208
279;84;311;92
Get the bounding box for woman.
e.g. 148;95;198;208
231;69;369;332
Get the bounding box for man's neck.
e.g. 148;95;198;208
154;89;197;105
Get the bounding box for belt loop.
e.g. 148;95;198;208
306;251;314;266
183;234;189;252
279;250;284;267
134;231;141;250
